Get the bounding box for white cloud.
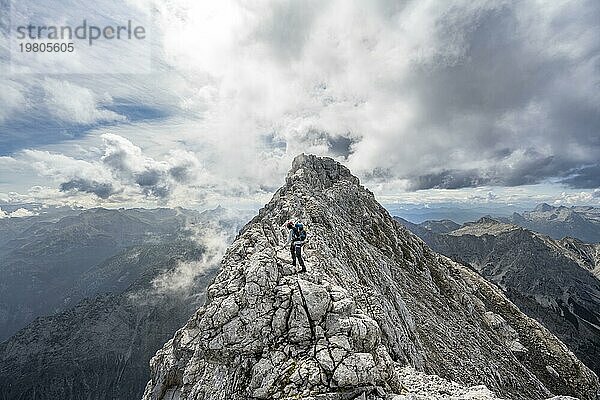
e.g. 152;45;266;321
140;0;600;191
9;208;37;217
376;183;600;208
146;226;229;296
12;133;221;206
0;207;37;218
42;79;126;124
0;80;26;123
555;189;600;205
22;149;115;186
1;0;599;208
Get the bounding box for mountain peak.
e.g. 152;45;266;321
287;154;359;189
475;215;500;224
143;156;599;400
534;203;555;212
450;216;520;237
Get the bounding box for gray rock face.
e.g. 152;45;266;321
143;155;599;400
393;366;503;399
558;237;600;279
402;217;600;379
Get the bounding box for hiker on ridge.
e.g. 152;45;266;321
286;221;307;272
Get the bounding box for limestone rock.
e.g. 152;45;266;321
405;215;600;378
143;155;600;400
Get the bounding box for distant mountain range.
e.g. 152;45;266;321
395;212;600;377
397;203;600;244
0;207;201;340
385;204;528;224
0;241;209;400
499;203;600;243
0;206;249;400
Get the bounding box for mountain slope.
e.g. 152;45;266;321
0;241;215;400
0;206;247;400
420;219;461;234
0;207;201;340
401;217;600;378
558;237;600;279
143;155;599;400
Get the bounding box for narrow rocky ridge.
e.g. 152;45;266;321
143;155;599;400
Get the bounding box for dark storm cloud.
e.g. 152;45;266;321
59;179;118;199
168;156;199;183
327;135;356;159
169;166;191;182
500;154;564;187
250;0;599;191
292;129;357;159
411;7;562;119
135;169;171;198
409;170;491;191
409;151;575;190
389;1;600;190
135;169;161;187
101;148;131;173
560;165;600;189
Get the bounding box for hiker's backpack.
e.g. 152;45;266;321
294;223;307;242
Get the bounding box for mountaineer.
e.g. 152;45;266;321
286;221;307;272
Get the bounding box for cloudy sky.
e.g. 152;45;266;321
1;0;599;213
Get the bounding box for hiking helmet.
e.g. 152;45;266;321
295;222;304;230
286;221;294;229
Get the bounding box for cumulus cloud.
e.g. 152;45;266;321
147;226;229;296
146;0;600;192
99;133;204;199
59;178;119;199
0;207;37;218
22;149;117;191
41;79;126;125
555;189;600;205
15;133;208;204
331;0;600;190
9;208;36;217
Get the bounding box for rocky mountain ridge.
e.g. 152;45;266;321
142;155;599;400
557;237;600;279
448;217;520;237
397;216;600;378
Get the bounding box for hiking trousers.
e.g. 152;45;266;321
290;243;305;269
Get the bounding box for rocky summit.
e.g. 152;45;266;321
142;155;600;400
